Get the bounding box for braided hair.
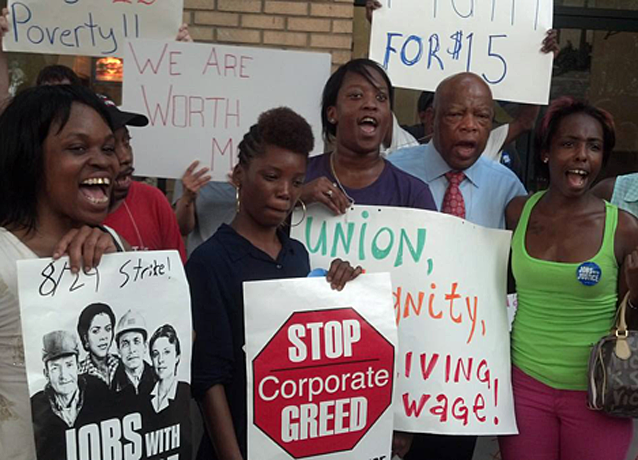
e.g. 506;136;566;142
237;107;314;167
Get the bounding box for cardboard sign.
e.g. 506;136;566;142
369;0;554;104
18;251;192;460
123;39;331;180
244;274;398;460
291;206;517;435
3;0;182;57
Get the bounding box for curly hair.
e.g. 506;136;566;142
237;107;314;167
321;58;394;142
535;97;616;179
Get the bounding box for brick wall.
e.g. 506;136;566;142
182;0;355;70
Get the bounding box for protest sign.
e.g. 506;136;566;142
244;273;397;460
18;250;192;460
122;39;330;180
3;0;182;57
291;206;517;435
369;0;554;104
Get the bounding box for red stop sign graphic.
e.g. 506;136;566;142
252;307;395;458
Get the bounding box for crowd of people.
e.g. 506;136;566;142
1;5;638;460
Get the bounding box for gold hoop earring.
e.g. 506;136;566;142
291;200;307;227
235;187;241;213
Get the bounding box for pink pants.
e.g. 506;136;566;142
499;366;633;460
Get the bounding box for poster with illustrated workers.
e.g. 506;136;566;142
244;273;398;460
18;250;191;460
292;205;518;436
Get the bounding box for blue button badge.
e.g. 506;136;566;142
576;262;602;286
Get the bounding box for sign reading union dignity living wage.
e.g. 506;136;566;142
369;0;554;104
291;206;518;435
18;250;191;460
3;0;183;57
244;274;397;460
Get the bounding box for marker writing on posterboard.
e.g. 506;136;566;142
37;256;173;297
394;282;485;344
401;352;500;426
9;0;158;55
379;0;547;86
127;41;253;175
302;209;432;270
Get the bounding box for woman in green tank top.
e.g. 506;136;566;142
498;97;638;460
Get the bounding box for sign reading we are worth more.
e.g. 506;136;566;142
291;206;517;435
18;251;192;460
3;0;182;57
244;274;397;460
369;0;554;104
123;39;330;180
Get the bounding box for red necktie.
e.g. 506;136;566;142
442;171;466;218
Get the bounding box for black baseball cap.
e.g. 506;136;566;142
98;94;149;131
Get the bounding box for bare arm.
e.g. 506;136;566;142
591;177;616;202
174;160;211;236
200;385;244;460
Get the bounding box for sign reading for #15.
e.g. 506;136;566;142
3;0;183;57
369;0;554;105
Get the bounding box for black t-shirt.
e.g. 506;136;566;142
187;224;310;460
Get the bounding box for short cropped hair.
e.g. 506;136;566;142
36;65;82;86
150;324;181;357
237;107;314;167
77;303;116;351
321;58;394;142
535;97;616;179
0;85;114;232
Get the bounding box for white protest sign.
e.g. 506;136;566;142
291;206;517;435
18;250;192;460
123;39;331;180
369;0;554;104
3;0;182;57
244;274;397;460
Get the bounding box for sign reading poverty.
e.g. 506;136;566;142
244;274;397;459
3;0;183;57
291;206;517;435
17;250;191;460
368;0;554;104
122;39;331;180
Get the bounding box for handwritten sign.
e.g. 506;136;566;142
18;251;192;460
3;0;182;57
291;206;517;435
122;39;330;180
244;274;397;459
369;0;554;104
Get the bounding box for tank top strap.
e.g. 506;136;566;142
598;200;618;262
513;191;546;244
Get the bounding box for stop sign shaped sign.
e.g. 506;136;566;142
252;307;395;458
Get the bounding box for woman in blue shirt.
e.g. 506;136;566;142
187;107;361;460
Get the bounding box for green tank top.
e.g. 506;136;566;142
511;191;619;390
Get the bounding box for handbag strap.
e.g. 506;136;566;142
613;293;631;360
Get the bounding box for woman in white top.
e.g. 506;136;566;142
0;85;124;460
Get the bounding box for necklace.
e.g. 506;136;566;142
329;152;356;206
